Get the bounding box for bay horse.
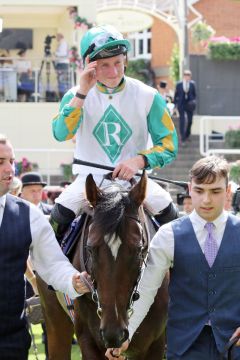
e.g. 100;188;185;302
37;171;168;360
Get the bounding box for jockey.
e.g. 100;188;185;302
50;24;179;241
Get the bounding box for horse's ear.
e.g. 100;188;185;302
85;174;102;208
129;171;147;207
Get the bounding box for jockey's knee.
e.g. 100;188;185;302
50;203;75;242
155;202;179;227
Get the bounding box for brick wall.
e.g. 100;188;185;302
152;0;240;86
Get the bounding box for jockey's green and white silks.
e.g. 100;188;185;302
52;76;178;176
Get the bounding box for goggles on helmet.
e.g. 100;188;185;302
81;25;131;62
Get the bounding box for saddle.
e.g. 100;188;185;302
61;213;88;257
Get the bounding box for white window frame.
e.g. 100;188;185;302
128;28;152;60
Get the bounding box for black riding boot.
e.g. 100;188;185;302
154;202;179;227
49;203;75;244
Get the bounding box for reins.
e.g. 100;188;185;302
220;335;240;360
73;158;188;190
78;214;103;317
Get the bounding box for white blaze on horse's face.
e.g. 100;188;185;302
105;234;122;260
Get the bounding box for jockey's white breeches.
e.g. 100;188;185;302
55;174;172;216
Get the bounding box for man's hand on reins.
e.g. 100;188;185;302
73;271;92;295
105;340;129;359
112;155;145;181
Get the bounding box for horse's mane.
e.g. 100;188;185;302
93;183;131;236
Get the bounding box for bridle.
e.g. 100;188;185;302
81;211;147;320
125;213;147;319
80;173;149;320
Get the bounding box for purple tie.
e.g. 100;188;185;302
204;223;218;267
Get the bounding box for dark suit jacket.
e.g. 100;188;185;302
174;80;196;110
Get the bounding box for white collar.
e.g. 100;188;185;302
189;209;228;230
0;194;7;209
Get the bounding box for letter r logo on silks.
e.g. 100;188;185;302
93;105;132;163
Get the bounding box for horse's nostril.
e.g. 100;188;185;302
99;328;129;348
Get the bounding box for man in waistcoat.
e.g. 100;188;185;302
106;155;240;360
0;134;91;360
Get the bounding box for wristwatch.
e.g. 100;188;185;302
75;92;87;100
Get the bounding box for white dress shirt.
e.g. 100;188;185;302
128;209;229;339
0;194;79;299
55;39;69;64
183;80;189;93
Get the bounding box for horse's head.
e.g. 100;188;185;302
85;172;147;348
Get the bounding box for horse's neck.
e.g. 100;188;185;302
138;207;156;254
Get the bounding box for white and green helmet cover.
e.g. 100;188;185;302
80;25;131;61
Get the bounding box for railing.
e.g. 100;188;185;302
0;56;77;102
15;148;73;185
199;116;240;156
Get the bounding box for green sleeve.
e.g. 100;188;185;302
52;90;83;142
139;92;178;169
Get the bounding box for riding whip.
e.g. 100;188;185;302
73;158;189;190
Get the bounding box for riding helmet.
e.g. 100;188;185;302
80;25;131;63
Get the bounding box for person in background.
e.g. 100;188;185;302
0;50;12;67
13;48;33;102
177;192;193;216
224;180;239;213
50;24;178;243
174;69;196;146
157;80;168;100
55;33;69;100
182;194;193;215
9;176;22;197
20;172;52;215
106;155;240;360
0;134;91;360
46;185;63;205
157;81;174;116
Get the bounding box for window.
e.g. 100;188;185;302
128;28;152;60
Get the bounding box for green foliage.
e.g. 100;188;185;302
230;162;240;184
125;59;153;84
225;129;240;148
191;21;214;44
208;42;240;60
60;163;73;182
28;324;81;359
169;43;180;84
